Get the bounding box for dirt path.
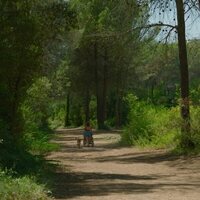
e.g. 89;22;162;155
48;129;200;200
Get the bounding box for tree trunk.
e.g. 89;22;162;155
94;41;106;129
97;91;106;129
84;89;90;123
115;70;122;128
9;76;23;141
175;0;193;148
115;90;122;128
64;92;70;127
102;48;108;122
151;83;154;103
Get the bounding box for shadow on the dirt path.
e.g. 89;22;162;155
52;171;156;199
96;152;180;164
95;151;200;172
52;171;200;199
50;129;200;199
56;142;121;152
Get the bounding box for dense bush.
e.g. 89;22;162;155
49;102;66;129
0;169;52;200
0;77;58;173
21;77;59;155
186;106;200;152
23;126;59;155
121;94;181;148
121;94;200;153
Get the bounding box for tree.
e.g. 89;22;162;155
69;0;146;129
134;42;179;105
0;0;76;150
175;0;191;147
147;0;200;148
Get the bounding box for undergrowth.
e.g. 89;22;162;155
121;94;200;153
0;169;52;200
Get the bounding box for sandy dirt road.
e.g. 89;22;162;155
48;129;200;200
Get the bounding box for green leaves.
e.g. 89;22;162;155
0;0;76;169
0;169;51;200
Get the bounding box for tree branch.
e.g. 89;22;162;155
135;23;177;30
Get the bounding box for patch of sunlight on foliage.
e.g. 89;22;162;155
0;169;52;200
120;94;181;149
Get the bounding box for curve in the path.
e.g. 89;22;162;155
48;129;200;200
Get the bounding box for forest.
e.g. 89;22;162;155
0;0;200;199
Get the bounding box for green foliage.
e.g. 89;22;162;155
0;0;43;146
49;102;66;129
67;0;148;129
0;77;58;172
22;77;59;154
175;106;200;154
121;94;181;148
191;86;200;105
121;94;152;146
0;0;200;180
0;169;51;200
149;107;181;148
0;4;74;187
0;144;44;174
23;77;52;129
190;107;200;150
0;0;76;169
23;127;59;155
134;42;179;106
121;93;200;154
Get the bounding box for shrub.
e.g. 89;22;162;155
0;169;52;200
121;94;152;146
23;126;59;155
20;77;59;155
49;102;66;129
185;106;200;153
121;94;181;148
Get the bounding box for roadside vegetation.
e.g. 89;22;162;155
121;94;200;154
0;169;51;200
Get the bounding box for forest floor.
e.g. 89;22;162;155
47;129;200;200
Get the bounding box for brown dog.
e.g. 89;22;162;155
76;138;82;148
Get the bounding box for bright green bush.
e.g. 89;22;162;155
122;94;200;153
49;102;66;129
23;126;59;155
21;108;59;155
22;77;52;130
121;94;152;146
0;169;52;200
170;106;200;154
21;77;59;155
190;106;200;151
121;94;181;148
148;106;181;148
